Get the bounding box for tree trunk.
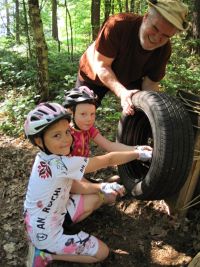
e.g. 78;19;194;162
125;0;129;12
23;0;32;59
5;0;11;36
192;0;200;54
130;0;135;12
65;0;73;61
15;0;20;44
65;0;70;56
91;0;101;40
117;0;122;12
52;0;60;51
104;0;111;20
52;0;58;40
111;0;115;14
28;0;49;102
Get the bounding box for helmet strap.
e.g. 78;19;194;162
73;119;81;130
72;106;81;131
37;132;52;155
42;138;52;155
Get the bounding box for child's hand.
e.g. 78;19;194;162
135;146;153;162
100;182;126;205
100;182;126;197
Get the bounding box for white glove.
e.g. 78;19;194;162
135;146;153;162
100;182;125;195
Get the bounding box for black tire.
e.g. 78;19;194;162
117;91;194;200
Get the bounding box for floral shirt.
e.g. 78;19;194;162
70;126;99;157
24;151;88;249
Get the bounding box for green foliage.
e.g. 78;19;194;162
0;37;80;136
161;35;200;95
47;40;78;100
0;1;200;138
51;73;77;103
0;86;39;136
96;94;121;140
1;32;200;137
0;39;37;87
0;37;13;49
48;43;78;81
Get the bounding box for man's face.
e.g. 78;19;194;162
139;12;178;51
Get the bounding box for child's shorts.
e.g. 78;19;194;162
44;194;99;256
45;230;99;256
67;194;84;223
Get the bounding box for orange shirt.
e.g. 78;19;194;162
79;13;171;89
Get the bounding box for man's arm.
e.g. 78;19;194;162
94;50;125;97
93;50;138;115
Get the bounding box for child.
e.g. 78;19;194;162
63;86;152;183
63;86;152;157
24;102;152;266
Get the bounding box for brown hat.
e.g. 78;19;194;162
147;0;189;31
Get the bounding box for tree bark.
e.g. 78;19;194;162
52;0;60;51
91;0;101;40
28;0;49;101
65;0;73;61
130;0;135;12
5;0;11;36
192;0;200;54
125;0;129;12
22;0;32;58
117;0;122;13
15;0;20;43
104;0;111;20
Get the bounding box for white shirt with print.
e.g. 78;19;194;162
24;151;89;249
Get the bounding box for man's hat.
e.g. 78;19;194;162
147;0;189;31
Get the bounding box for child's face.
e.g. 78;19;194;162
36;119;73;155
74;103;96;131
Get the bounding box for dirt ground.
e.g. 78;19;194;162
0;133;199;267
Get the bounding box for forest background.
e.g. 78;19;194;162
0;0;200;137
0;1;200;266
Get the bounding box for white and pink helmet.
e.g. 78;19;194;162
24;102;71;138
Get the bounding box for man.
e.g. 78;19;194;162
76;0;189;115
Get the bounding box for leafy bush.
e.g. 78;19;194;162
96;93;121;140
1;33;199;137
0;53;37;87
0;86;39;136
161;35;200;95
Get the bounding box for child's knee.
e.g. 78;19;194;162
85;194;102;211
95;240;109;262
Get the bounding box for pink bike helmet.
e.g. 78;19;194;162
24;102;71;140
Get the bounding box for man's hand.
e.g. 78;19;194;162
120;89;139;115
